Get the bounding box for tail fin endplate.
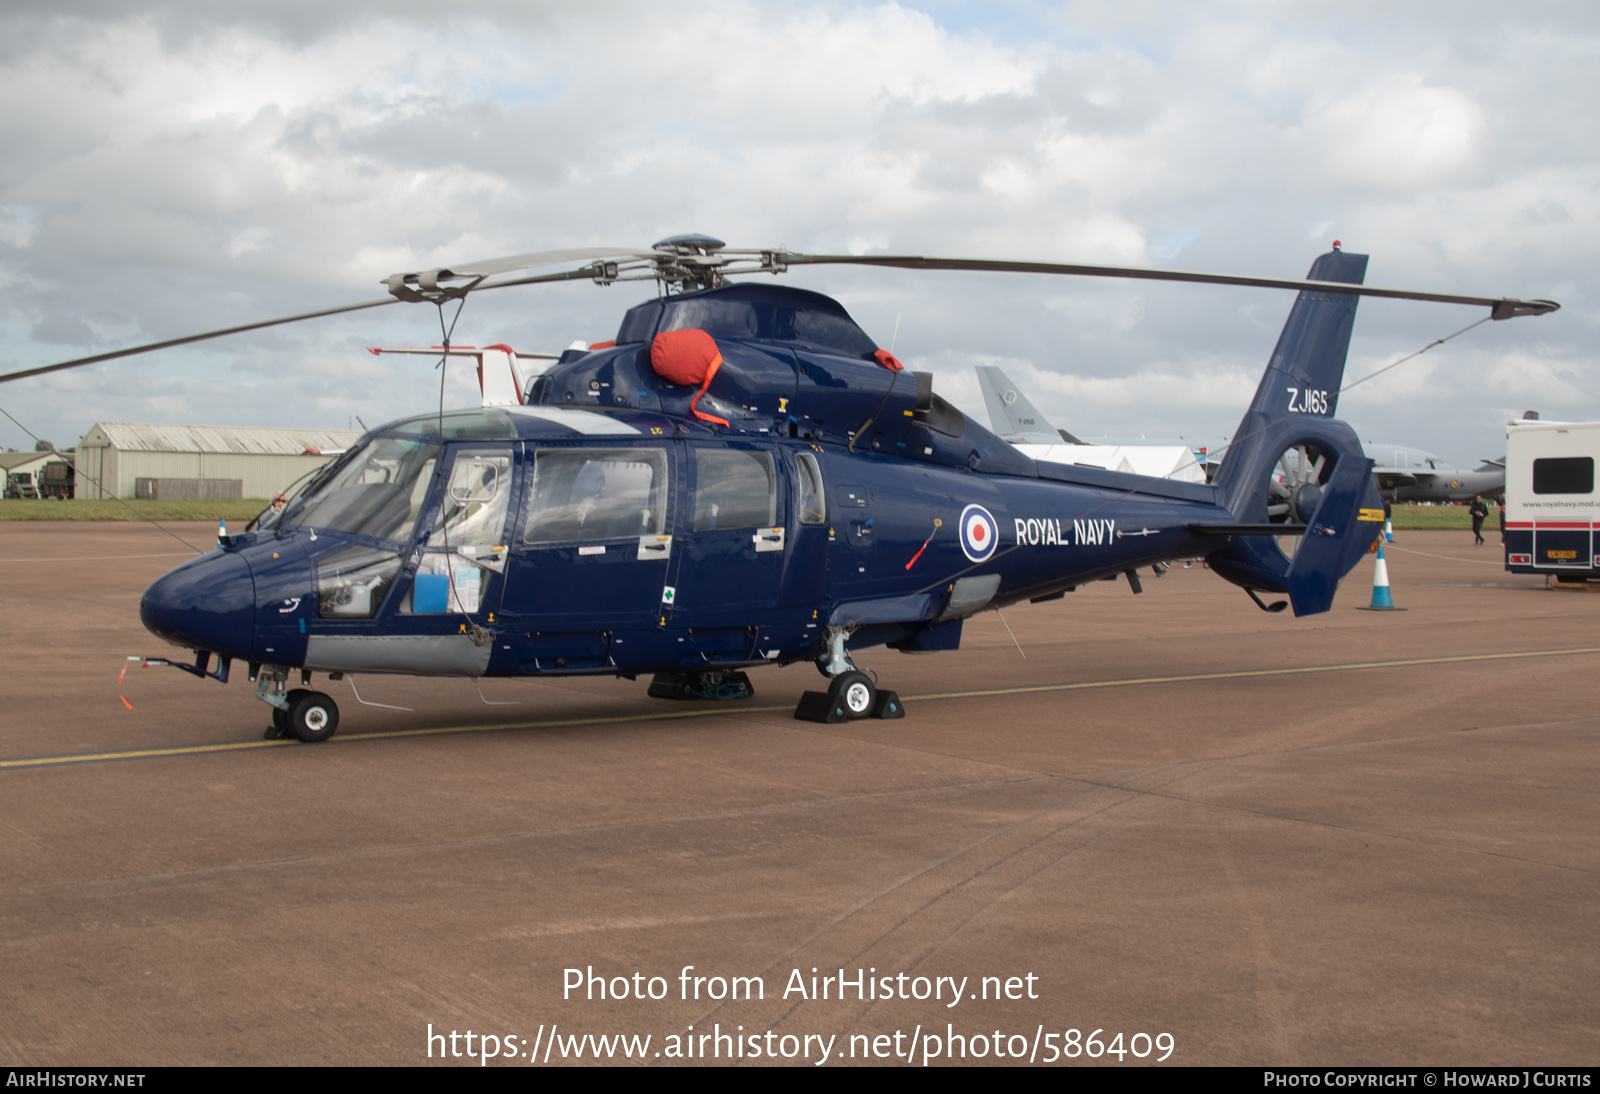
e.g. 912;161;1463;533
1285;456;1380;616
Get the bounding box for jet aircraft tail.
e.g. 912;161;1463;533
975;366;1079;444
1206;248;1384;614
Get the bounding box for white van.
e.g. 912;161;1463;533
1504;419;1600;579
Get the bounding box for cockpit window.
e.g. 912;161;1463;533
387;408;518;439
433;449;514;548
285;437;440;543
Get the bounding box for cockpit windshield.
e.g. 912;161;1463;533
284;437;441;543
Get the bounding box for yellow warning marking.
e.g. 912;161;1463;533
5;646;1599;771
1357;508;1385;522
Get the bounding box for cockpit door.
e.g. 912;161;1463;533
398;444;518;620
672;441;787;617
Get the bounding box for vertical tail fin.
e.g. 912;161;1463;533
1206;248;1383;610
1214;248;1368;517
1241;247;1368;425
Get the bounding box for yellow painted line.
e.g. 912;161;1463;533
0;705;796;770
906;647;1600;701
5;646;1598;772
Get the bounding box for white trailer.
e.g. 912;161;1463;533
1503;418;1600;579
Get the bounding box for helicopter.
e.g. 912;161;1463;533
0;235;1558;742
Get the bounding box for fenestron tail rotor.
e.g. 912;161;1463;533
0;237;1560;386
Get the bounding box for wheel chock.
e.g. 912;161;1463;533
871;690;905;719
648;673;693;700
650;671;755;700
793;690;848;723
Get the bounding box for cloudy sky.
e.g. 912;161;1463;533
1;1;1594;467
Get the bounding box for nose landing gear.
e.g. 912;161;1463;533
286;690;340;742
258;666;340;742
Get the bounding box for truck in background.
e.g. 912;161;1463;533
1504;418;1600;581
2;453;74;499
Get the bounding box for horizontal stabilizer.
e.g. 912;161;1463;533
1286;457;1381;616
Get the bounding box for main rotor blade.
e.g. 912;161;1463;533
776;253;1560;318
448;246;652;278
0;258;622;386
387;246;653;286
0;296;400;385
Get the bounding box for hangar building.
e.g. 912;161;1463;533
75;423;363;500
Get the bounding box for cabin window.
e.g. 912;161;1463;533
287;437;440;543
433;449;513;548
523;448;669;543
316;544;402;619
795;452;825;524
694;448;776;530
1533;456;1594;495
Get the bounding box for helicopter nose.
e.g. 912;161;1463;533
140;551;257;661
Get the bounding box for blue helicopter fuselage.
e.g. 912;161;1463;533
141;403;1233;678
141;266;1381;685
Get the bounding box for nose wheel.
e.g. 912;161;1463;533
288;690;340;742
265;687;340;743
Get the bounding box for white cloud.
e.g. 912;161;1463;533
1295;77;1485;192
0;1;1594;465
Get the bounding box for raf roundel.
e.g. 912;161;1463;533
959;504;1000;563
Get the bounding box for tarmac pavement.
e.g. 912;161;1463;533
0;522;1595;1066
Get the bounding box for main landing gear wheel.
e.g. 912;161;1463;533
833;671;875;717
287;690;340;743
793;670;905;723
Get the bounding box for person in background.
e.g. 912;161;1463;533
1469;495;1488;546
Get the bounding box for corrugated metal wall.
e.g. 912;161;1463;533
76;445;343;499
